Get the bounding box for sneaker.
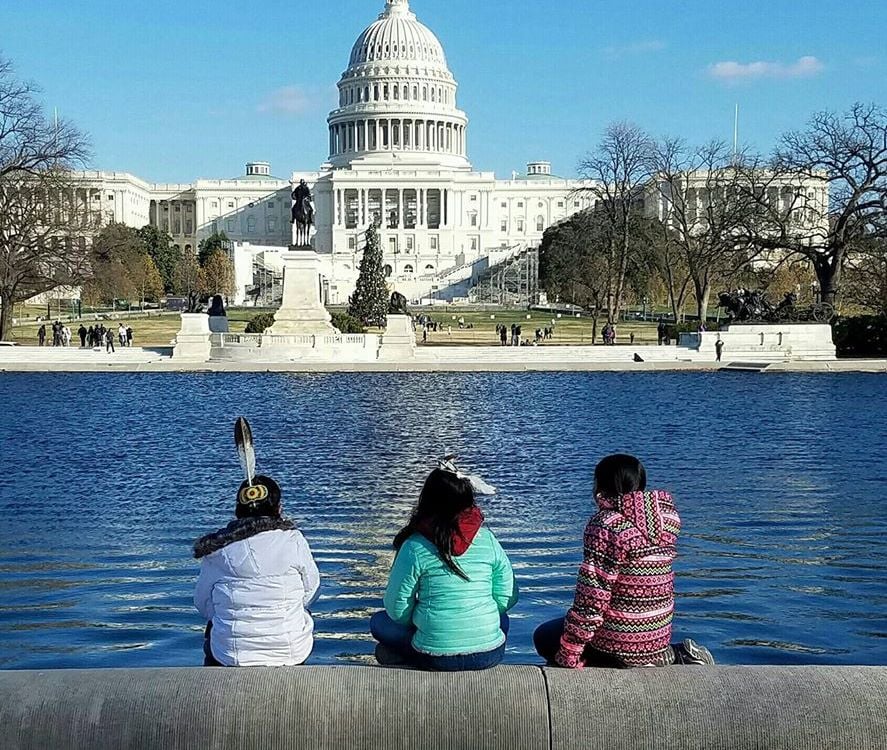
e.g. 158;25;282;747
675;638;715;665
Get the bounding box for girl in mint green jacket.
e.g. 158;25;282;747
370;465;518;670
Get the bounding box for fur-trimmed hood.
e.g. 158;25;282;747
194;516;296;559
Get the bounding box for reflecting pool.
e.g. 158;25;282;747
0;372;884;669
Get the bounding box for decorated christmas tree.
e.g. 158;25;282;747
348;222;388;326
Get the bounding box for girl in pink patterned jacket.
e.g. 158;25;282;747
534;454;714;668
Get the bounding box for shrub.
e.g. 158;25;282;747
330;311;366;334
832;315;887;358
244;312;275;334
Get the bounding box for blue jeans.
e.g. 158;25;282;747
370;610;509;671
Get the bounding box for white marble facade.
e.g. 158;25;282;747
72;0;825;306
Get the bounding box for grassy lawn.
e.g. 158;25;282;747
382;308;658;346
8;307;269;347
8;305;658;347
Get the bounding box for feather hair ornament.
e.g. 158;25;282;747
234;417;256;487
438;454;497;496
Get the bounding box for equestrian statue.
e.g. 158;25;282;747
291;179;315;247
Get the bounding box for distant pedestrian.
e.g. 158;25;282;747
126;327;133;346
78;325;87;347
422;326;428;343
657;318;666;346
105;328;115;353
118;323;127;347
630;332;635;345
510;323;517;346
715;338;724;362
500;325;507;346
515;325;522;346
38;325;46;347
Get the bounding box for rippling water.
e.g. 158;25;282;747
0;372;885;669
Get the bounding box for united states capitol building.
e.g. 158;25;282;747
74;0;597;305
73;0;825;307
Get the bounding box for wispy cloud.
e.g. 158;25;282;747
602;40;667;59
708;55;825;84
257;86;319;117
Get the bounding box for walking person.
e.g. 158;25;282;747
126;327;133;347
105;327;115;353
657;318;666;346
533;454;714;668
78;324;87;348
38;325;46;347
500;325;508;346
118;323;127;347
715;338;724;362
370;459;518;670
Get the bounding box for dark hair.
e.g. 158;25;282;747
594;454;647;498
393;468;475;580
235;475;282;519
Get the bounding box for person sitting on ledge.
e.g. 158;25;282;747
371;460;518;671
534;454;714;668
193;475;320;667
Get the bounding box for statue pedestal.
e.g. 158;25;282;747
681;323;836;361
173;313;212;361
268;250;336;334
378;315;416;360
208;316;229;334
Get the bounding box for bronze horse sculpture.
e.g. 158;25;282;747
291;180;314;247
388;291;409;316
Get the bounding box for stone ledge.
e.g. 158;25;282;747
0;665;884;749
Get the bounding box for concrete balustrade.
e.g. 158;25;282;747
0;665;884;749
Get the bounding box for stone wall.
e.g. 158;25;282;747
0;665;884;749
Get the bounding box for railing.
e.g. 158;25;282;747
217;333;377;349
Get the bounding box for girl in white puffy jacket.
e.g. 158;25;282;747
194;475;320;666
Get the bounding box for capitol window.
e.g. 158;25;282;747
501;202;507;208
267;201;274;208
536;216;545;231
228;201;234;208
500;220;507;232
557;201;564;208
470;194;477;201
517;201;524;208
348;236;356;249
383;264;393;278
470;237;478;250
430;236;438;250
404;264;414;274
247;217;257;233
517;219;524;232
425;264;435;272
413;85;418;99
469;213;477;227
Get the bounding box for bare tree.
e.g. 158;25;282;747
576;122;655;323
0;56;91;339
651;139;770;321
751;104;887;306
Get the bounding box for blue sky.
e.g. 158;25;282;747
2;0;884;183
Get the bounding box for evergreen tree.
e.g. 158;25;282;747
348;223;388;326
137;225;180;293
198;230;230;267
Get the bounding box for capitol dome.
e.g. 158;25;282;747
348;0;447;67
327;0;470;171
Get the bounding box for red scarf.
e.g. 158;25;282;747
416;506;484;556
